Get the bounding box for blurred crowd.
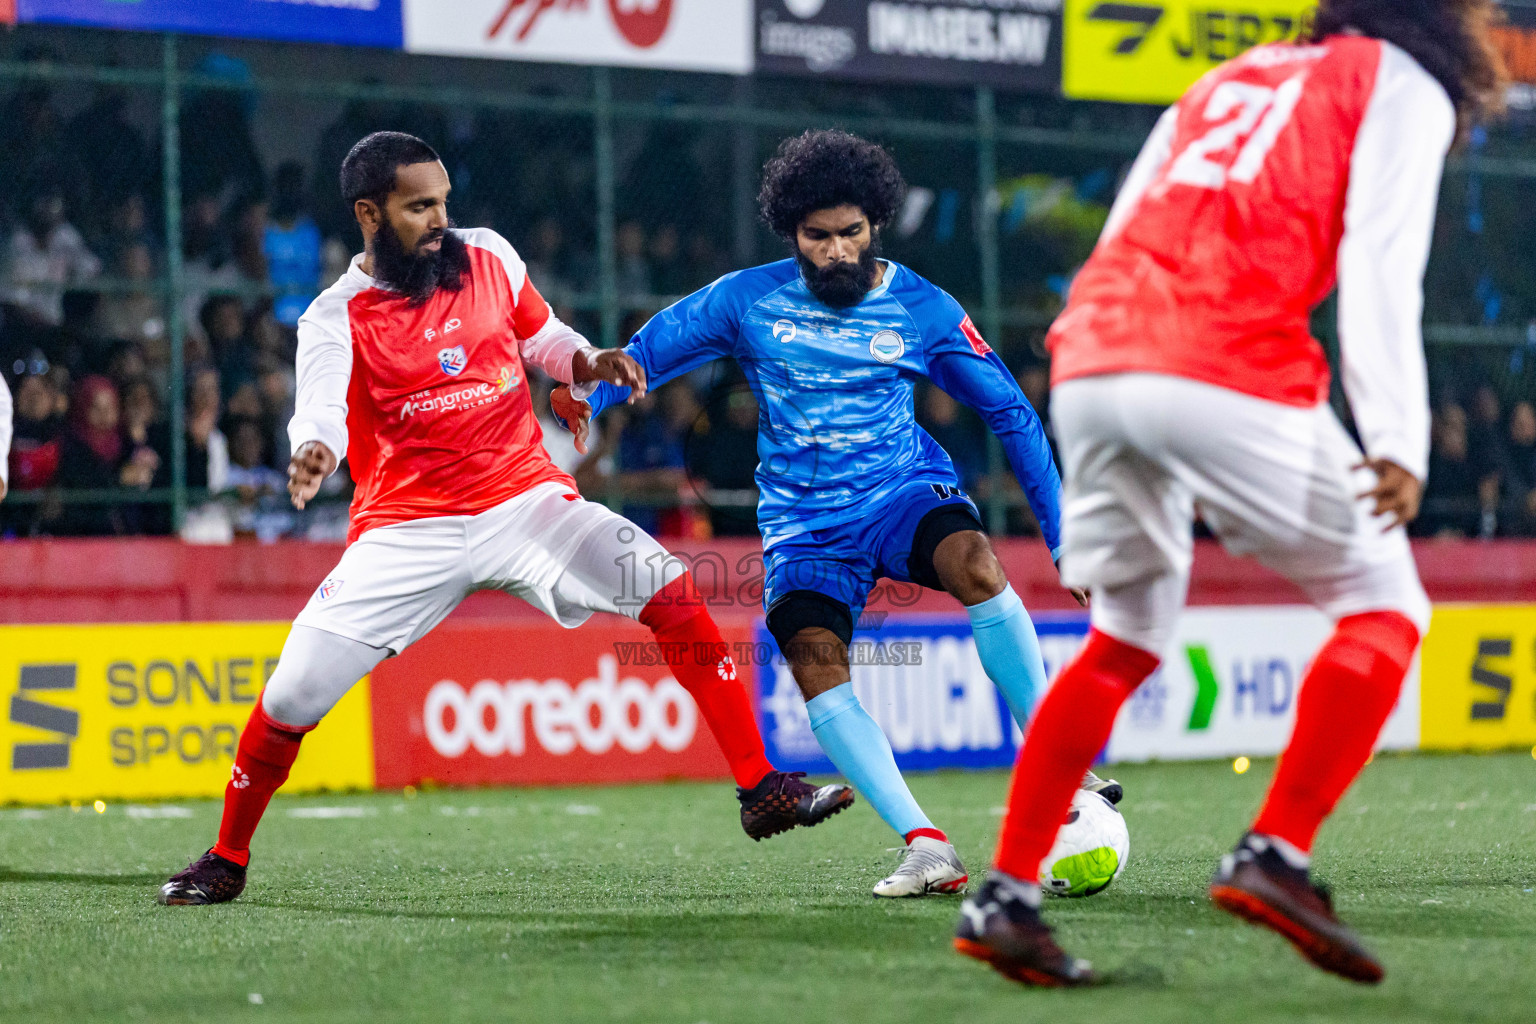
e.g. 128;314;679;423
1;63;1532;544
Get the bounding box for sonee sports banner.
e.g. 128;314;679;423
757;0;1064;91
0;624;374;804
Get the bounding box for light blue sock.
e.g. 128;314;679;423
806;682;933;839
967;585;1049;729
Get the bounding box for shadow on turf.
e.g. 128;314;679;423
0;868;165;886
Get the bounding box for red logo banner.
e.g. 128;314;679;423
370;618;746;788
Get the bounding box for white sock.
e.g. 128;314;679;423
1252;832;1312;870
986;869;1043;908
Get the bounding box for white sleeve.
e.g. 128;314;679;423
520;315;595;385
1337;44;1455;483
0;373;12;491
455;227;595;384
288;302;353;469
206;428;230;494
1098;105;1179;245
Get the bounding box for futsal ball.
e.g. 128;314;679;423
1038;789;1129;898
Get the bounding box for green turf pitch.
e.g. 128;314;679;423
1;752;1532;1024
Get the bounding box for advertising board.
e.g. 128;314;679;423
404;0;754;74
0;624;374;804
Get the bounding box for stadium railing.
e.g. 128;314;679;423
1;25;1533;538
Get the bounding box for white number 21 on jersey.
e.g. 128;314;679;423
1166;73;1308;190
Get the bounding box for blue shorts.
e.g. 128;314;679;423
762;477;982;630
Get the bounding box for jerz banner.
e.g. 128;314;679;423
757;0;1064;91
15;0;406;48
403;0;754;74
1062;0;1315;104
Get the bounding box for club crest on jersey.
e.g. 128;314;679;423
495;365;521;394
438;345;468;377
773;319;798;343
317;578;343;602
869;329;906;364
959;315;992;357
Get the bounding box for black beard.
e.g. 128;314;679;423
372;217;470;307
797;243;880;309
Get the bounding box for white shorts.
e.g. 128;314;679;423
295;482;684;653
1052;373;1430;655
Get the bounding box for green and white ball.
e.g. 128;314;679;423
1038;789;1129;898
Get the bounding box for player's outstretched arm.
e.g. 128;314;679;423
288;441;338;510
572;348;647;397
286;303;352;504
560;273;748;431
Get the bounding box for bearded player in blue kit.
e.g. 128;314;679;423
555;130;1116;897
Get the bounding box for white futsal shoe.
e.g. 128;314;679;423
872;836;968;898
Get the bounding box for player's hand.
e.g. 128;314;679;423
289;441;338;511
575;348;647;401
551;385;594;456
1355;458;1422;531
1053;556;1089;607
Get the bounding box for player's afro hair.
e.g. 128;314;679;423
758;130;906;239
1311;0;1507;141
340;131;441;208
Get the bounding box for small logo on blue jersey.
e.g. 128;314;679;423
772;319;798;343
438;345;468;377
869;330;905;364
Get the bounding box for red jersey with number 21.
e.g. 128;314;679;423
1049;37;1388;407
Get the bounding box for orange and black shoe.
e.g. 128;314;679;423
1210;833;1384;984
157;849;248;906
737;770;854;841
954;875;1095;988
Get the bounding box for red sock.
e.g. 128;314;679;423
993;629;1159;882
905;827;948;845
1251;611;1419;853
212;700;314;866
640;573;775;789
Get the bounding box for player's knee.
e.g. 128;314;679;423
638;571;707;634
784;628;851;699
1396;584;1432;640
259;683;327;730
935;532;1005;604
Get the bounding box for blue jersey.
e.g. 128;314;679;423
583;259;1062;554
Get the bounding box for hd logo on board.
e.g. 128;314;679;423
1063;0;1315;104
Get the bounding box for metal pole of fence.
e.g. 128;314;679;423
975;85;1007;535
162;33;187;532
594;67;619;349
731;77;757;268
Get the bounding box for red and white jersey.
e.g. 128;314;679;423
1048;36;1454;480
289;227;593;542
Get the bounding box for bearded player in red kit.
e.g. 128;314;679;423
158;132;853;905
954;0;1507;988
